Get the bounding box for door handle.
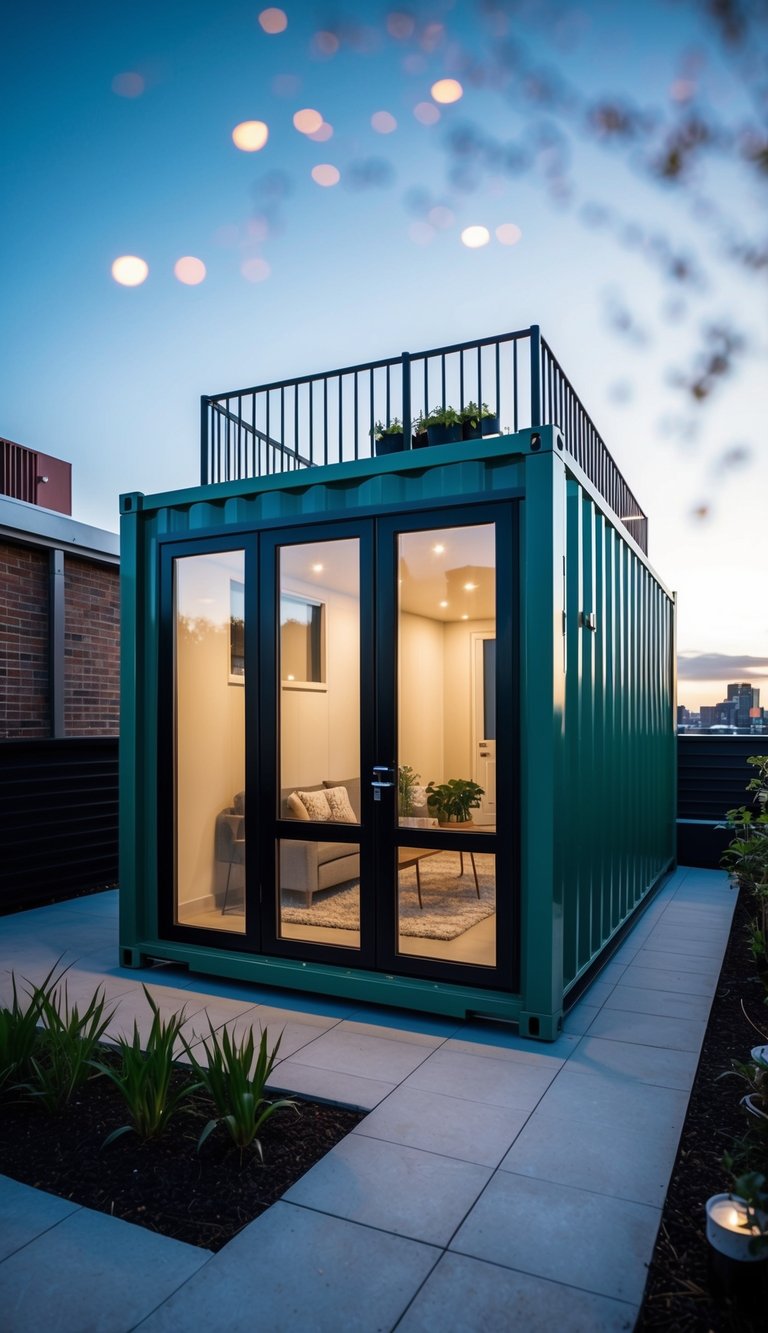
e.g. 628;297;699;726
371;765;395;789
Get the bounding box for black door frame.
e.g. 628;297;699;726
157;501;520;993
372;502;519;991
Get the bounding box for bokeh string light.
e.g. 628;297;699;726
293;108;323;134
431;78;463;105
258;8;287;35
174;257;206;285
111;256;149;286
311;164;341;187
232;121;269;152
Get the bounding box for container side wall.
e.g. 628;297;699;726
562;477;675;992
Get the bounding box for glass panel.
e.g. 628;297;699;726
277;839;360;947
396;848;497;967
397;524;496;832
279;539;360;825
174;550;246;934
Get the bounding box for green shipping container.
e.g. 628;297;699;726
119;328;676;1039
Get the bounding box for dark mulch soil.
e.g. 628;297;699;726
636;886;767;1332
0;1065;362;1251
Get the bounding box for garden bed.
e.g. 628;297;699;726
637;886;766;1331
0;1058;362;1252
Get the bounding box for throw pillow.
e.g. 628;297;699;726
297;789;332;821
324;785;357;823
287;792;310;821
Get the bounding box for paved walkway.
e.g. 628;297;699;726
0;867;735;1331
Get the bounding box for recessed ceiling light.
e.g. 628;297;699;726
433;543;445;554
286;674;295;681
461;614;469;621
311;563;324;572
439;600;448;608
463;582;477;591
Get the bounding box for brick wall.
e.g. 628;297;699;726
0;541;50;737
64;556;120;735
0;540;119;738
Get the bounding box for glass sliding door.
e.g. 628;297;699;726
173;549;246;934
275;538;362;950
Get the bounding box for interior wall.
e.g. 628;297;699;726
280;577;360;790
398;611;445;787
176;558;244;908
443;619;495;782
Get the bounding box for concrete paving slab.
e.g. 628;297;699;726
404;1048;558;1111
0;1204;210;1333
267;1059;396;1109
279;1026;436;1083
354;1085;529;1167
443;1028;578;1064
603;984;713;1021
498;1104;683;1207
566;1035;700;1089
585;1007;708;1053
397;1251;636;1332
527;1066;689;1134
136;1202;440;1333
283;1134;492;1246
620;963;717;997
451;1171;661;1305
632;948;720;975
562;1003;600;1035
0;1176;80;1264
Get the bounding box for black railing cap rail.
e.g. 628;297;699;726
204;325;534;405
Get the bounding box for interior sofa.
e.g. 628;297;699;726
279;778;360;908
215;779;360;912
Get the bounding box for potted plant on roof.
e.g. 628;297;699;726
425;777;485;828
370;418;406;456
422;405;462;447
460;401;500;440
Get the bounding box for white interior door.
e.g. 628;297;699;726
472;633;496;826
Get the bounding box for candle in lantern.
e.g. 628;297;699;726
706;1194;766;1263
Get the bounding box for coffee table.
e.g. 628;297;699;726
398;846;480;909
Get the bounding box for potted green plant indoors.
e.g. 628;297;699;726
370;419;406;456
460;401;499;440
425;778;485;827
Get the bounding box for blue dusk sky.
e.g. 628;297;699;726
1;0;766;709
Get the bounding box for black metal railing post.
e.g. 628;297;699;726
401;350;411;449
200;396;209;485
529;324;542;428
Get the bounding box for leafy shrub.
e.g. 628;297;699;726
184;1023;298;1157
92;986;199;1145
0;964;61;1092
21;973;115;1112
722;755;768;998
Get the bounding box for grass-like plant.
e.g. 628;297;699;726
92;986;198;1144
21;973;115;1112
184;1022;298;1157
0;963;61;1092
722;755;768;998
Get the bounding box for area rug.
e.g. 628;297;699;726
280;851;496;940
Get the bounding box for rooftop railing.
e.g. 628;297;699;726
201;325;648;553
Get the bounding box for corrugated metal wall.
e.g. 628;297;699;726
561;479;676;991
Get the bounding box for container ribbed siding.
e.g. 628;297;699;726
120;429;675;1037
561;482;675;993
